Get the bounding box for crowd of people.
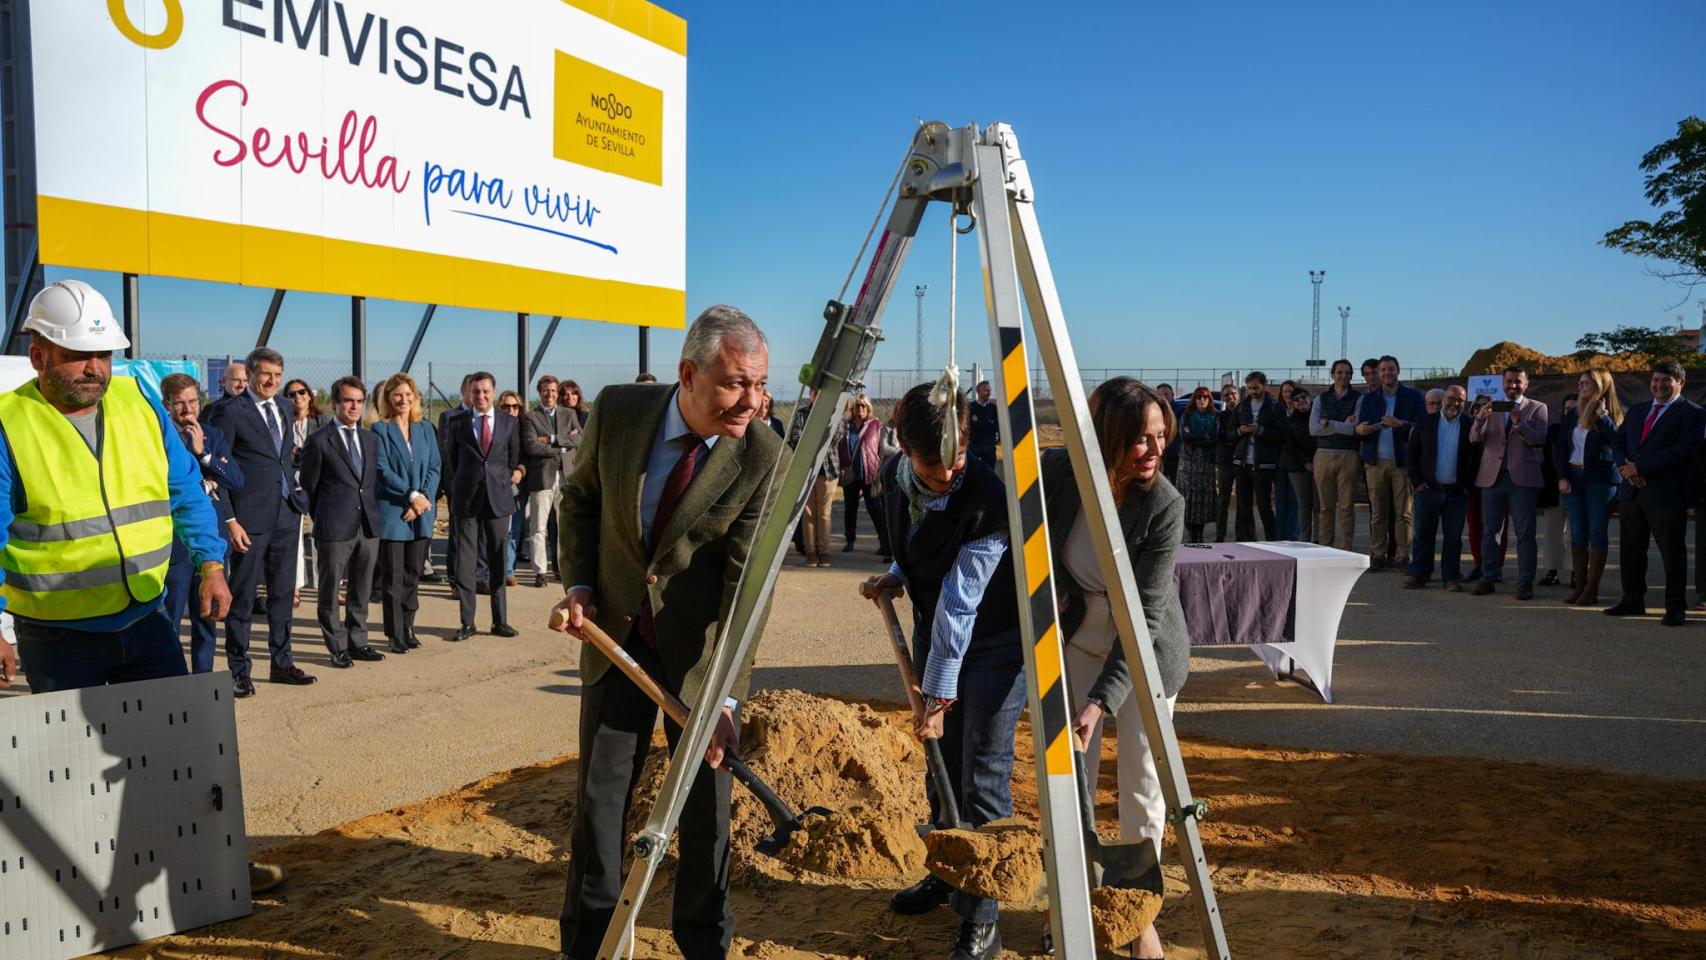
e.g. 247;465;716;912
1154;356;1705;625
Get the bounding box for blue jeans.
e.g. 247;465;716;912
1561;466;1614;550
506;509;527;578
163;555;221;673
915;640;1026;924
13;607;188;693
1409;486;1468;582
1481;476;1539;585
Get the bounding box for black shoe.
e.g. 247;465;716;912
947;920;1001;960
404;630;421;649
491;623;520;638
452;625;476;642
1662;610;1687;626
1539;569;1559;586
842;540;857;552
388;639;409;654
421;572;445;584
268;665;317;685
889;874;953;915
1604;601;1646;617
234;676;257;699
1465;568;1483;582
349;645;386;662
1040;925;1053;956
329;651;354;669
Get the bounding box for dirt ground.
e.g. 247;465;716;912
111;698;1706;960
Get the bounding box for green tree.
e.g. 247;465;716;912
1573;324;1697;365
1602;116;1706;292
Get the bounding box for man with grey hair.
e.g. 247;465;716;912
208;345;315;695
550;304;780;959
1424;387;1444;416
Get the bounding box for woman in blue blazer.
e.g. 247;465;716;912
372;372;443;652
1555;368;1622;606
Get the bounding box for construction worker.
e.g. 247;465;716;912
0;278;231;689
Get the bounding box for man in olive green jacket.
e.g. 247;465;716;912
550;305;780;960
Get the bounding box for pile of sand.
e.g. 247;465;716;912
777;804;926;878
1461;340;1652;376
627;689;930;878
921;818;1043;902
1090;887;1163;948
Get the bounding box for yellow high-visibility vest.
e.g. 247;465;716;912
0;376;174;620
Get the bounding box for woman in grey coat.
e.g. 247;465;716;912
1042;377;1188;960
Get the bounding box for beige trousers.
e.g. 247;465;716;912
801;477;836;556
1313;449;1360;550
1063;627;1177;855
1365;458;1412;560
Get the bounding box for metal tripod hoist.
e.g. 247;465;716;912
596;121;1231;960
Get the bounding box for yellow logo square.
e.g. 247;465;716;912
553;51;664;186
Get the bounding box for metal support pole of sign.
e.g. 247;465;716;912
528;315;563;383
517;312;530;396
638;326;650;377
256;289;285;348
121;272;140;358
399;303;437;374
2;235;37;354
351;296;366;382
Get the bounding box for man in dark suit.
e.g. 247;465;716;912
521;375;579;588
1607;360;1703;625
207;347;315;695
549;305;782;960
299;376;387;667
1405;385;1475;590
967;379;999;469
160;373;244;673
442;371;522;639
1231;371;1285;540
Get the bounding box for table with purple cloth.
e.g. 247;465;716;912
1172;541;1368;702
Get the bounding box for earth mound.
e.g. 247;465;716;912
921;817;1043;901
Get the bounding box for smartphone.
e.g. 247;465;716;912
1490;400;1514;412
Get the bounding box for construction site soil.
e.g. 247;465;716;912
108;689;1706;959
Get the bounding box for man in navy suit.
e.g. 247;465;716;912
160;373;244;673
442;371;523;640
1405;385;1475;590
1607;360;1703;625
300;376;387;668
1356;355;1428;570
207;347;316;695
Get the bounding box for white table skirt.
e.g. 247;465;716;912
1239;541;1368;703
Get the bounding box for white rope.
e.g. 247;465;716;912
930;210;962;465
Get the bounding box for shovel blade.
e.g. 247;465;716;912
1091;835;1160;890
754;805;835;858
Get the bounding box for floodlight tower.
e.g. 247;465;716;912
1338;305;1351;360
914;284;927;378
1308;270;1325;369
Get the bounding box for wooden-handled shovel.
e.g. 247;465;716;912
872;590;968;834
552;608;830;856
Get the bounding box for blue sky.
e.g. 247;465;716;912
17;0;1706;396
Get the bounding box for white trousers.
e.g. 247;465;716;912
525;487;561;576
1063;629;1177;858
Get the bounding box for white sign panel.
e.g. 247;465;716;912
1466;375;1506;403
29;0;687;327
0;672;251;958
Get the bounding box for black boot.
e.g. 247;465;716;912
947;919;1001;960
890;874;953;915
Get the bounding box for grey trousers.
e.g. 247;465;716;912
315;534;378;654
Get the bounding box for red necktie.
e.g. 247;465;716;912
479;413;492;456
636;434;704;647
1640;403;1664;445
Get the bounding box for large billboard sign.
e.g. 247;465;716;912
29;0;687;327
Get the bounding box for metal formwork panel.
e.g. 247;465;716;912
0;671;251;958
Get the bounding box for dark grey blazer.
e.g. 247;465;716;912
1041;447;1190;707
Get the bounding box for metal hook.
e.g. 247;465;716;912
955;209;978;235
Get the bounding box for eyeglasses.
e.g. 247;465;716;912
501;403;522;411
285;389;309;398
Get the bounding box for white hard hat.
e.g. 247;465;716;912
23;279;130;352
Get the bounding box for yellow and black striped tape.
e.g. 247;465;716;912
999;326;1073;778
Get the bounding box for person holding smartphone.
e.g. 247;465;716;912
1469;366;1550;599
